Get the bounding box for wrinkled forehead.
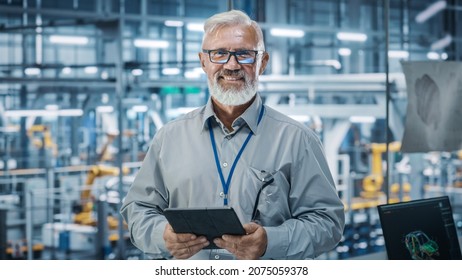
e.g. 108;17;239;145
202;24;259;49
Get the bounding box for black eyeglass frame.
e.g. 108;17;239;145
251;172;275;223
202;49;265;64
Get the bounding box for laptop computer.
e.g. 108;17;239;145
378;196;462;260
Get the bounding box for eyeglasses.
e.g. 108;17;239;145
202;49;264;64
251;171;275;223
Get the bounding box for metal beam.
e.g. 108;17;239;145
269;104;386;118
0;77;116;88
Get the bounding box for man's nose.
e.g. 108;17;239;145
223;54;242;70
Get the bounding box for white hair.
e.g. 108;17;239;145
202;10;265;51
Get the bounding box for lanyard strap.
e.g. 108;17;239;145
208;105;265;205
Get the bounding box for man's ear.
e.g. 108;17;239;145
258;52;270;75
199;52;207;70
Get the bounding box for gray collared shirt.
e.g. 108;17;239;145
120;94;345;260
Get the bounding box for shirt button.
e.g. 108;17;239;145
222;162;228;167
214;255;220;260
219;192;225;198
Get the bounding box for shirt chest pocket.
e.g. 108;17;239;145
245;166;291;226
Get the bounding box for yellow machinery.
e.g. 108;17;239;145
362;141;411;202
98;132;117;162
27;125;58;156
452;150;462;188
74;165;128;230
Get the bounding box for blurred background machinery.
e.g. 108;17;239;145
1;0;462;259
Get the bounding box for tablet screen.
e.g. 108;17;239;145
164;207;245;249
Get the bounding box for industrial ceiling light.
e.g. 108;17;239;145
24;67;41;76
96;106;114;113
336;32;367;42
49;35;89;45
388;50;409;59
100;71;109;80
61;67;72;75
338;48;352;56
426;51;440;60
415;1;447;23
131;69;143;76
349;116;376;123
186;23;204;32
133;39;169;48
162;67;180;75
431;34;452;50
84;66;98;74
269;28;305;38
184;71;200;79
57;109;84;117
45;104;59;111
132;105;148;113
164;20;184;27
4;109;83;117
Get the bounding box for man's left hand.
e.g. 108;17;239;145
213;222;267;259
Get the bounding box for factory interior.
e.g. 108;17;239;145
0;0;461;260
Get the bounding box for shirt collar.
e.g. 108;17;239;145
201;94;264;135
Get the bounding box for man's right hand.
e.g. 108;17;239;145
163;223;209;259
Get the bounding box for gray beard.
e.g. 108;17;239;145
208;77;258;106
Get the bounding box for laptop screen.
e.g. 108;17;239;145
378;196;461;260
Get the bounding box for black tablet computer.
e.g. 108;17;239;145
164;207;246;249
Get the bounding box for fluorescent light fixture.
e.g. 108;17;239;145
24;67;41;76
427;51;440;60
415;1;447;23
349;116;376;123
431;34;452;50
4;109;83;117
58;109;83;117
5;110;47;117
49;35;89;45
441;52;448;60
270;28;305;38
336;32;367;42
0;126;19;133
338;48;352;56
96;106;114;113
131;69;143;76
162;67;180;75
132;105;148;113
388;50;409;59
101;71;109;80
193;67;203;73
185;70;201;79
62;67;72;75
45;104;59;111
84;66;98;74
127;109;137;120
134;39;169;48
186;23;204;32
164;20;184;27
185;67;203;79
288;115;311;123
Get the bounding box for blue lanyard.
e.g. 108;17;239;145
208;105;265;206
